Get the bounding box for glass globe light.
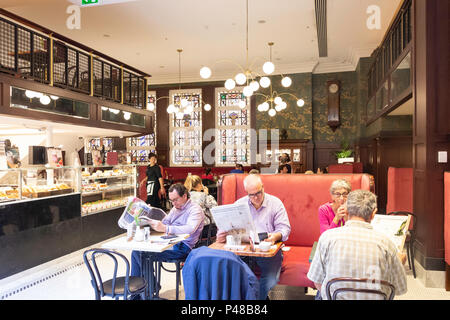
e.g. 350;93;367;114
297;99;305;107
259;76;271;88
25;90;36;99
147;102;155;111
243;86;253;97
261;101;269;111
123;112;131;120
249;80;259;91
181;98;189;108
268;108;276;117
280;101;287;109
34;92;43;99
235;73;247;85
263;61;275;74
238;100;246;109
225;79;236;90
200;66;211;79
184;105;194;114
257;104;264;112
204;103;211;111
274;96;282;105
40;95;51;105
50;95;59;100
281;76;292;87
275;104;283;112
112;108;120;114
167;104;175;113
101;106;108;111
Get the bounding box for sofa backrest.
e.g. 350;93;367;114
218;173;374;247
386;167;413;214
444;172;450;265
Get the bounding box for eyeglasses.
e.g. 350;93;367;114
333;192;349;198
248;190;263;198
169;196;183;204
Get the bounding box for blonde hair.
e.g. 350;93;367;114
184;174;202;192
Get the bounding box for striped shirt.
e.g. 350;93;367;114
307;220;407;300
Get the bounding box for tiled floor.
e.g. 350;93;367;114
1;234;449;300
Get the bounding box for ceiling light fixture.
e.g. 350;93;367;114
199;0;278;97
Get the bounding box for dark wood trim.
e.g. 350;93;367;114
0;75;152;134
0;9;150;78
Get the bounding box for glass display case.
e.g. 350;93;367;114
261;140;308;173
80;164;136;216
0;166;77;203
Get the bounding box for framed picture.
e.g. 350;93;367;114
46;148;63;167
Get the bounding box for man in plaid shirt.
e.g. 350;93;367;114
307;190;407;300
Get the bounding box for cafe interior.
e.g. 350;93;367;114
0;0;449;301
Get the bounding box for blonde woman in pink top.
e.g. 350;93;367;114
318;179;352;235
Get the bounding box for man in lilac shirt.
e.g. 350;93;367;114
217;174;291;299
130;183;204;279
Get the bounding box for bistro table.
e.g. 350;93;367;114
102;232;189;300
208;241;283;258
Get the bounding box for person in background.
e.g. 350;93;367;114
279;153;291;173
278;164;289;174
249;169;260;174
216;174;291;300
130;183;204;293
201;167;214;181
308;190;407;300
319;179;352;235
139;153;165;209
304;170;314;175
230;163;244;174
184;174;218;241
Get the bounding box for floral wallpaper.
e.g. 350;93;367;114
255;73;312;140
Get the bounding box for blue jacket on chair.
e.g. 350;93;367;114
182;246;259;300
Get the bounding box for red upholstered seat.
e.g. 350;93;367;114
218;173;374;288
386;167;413;214
444;172;450;266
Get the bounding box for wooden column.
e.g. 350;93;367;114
155;88;169;167
412;0;450;271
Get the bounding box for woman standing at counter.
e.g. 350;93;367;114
140;153;165;209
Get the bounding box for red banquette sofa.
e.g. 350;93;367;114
217;173;374;288
444;172;450;291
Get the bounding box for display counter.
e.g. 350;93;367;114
0;164;137;279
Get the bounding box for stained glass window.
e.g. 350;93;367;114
169;89;202;166
127;92;157;163
215;88;251;166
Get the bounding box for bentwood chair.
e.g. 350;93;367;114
387;211;417;278
325;277;395;300
83;248;147;300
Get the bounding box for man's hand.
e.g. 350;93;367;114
397;252;407;265
265;232;282;244
216;230;228;243
149;219;167;233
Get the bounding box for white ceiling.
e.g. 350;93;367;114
2;0;401;84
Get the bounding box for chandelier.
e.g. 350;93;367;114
146;49;212;114
255;43;305;117
199;0;292;97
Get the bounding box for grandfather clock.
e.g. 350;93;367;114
327;80;341;131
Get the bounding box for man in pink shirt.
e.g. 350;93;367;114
217;174;291;299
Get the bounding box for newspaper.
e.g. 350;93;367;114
118;197;167;230
371;214;411;252
210;203;259;244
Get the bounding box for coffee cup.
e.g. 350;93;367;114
259;241;271;252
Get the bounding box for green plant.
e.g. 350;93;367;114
335;139;353;159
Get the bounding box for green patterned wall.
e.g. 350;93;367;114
255;73;312;140
312;71;358;144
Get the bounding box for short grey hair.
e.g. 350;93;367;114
243;174;263;189
346;190;377;221
329;179;352;194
